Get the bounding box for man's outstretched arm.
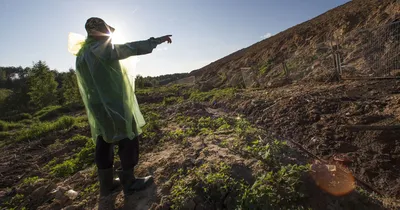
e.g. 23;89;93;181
92;35;172;60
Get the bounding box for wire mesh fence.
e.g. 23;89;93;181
338;21;400;79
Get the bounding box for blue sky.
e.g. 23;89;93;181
0;0;349;76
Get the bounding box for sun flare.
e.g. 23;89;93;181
110;31;125;44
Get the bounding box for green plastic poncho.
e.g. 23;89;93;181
68;33;159;144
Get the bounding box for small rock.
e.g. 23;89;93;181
65;190;78;200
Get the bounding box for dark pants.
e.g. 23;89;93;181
95;136;139;170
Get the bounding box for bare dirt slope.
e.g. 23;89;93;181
190;0;399;89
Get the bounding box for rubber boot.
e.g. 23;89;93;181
98;168;120;196
117;168;154;196
97;168;120;210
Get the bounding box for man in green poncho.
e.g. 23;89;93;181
75;17;172;206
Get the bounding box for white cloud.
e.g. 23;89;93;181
260;33;272;39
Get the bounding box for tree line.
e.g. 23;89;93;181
0;61;190;117
0;61;81;116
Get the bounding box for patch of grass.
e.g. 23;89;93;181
0;120;24;131
142;111;163;140
50;159;76;178
81;182;100;198
0;131;11;139
189;88;235;103
66;134;90;144
259;58;274;75
44;157;59;170
34;105;62;119
49;135;94;178
48;139;63;151
75;139;95;169
19;118;37;125
22;176;44;186
162;96;184;106
0;113;32;122
34;105;75;121
16;116;76;141
164;116;233;145
73;116;89;128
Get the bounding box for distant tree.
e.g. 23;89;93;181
28;61;58;108
0;69;6;88
135;75;145;89
61;69;81;105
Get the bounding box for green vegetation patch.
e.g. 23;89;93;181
49;135;94;178
0;113;32;122
0;120;24;131
21;176;44;186
34;105;66;121
16;116;76;142
168;162;310;210
189;88;235;103
259;58;275;75
239;164;310;209
163;96;184;106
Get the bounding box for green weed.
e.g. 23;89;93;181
50;159;76;178
22;176;44;185
245;139;288;166
239;164;309;209
259;58;274;75
75;140;95;169
66;134;90;144
163;96;184;106
234;118;257;139
170;180;196;210
81;182;100;199
16;116;76;141
49;135;94;178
